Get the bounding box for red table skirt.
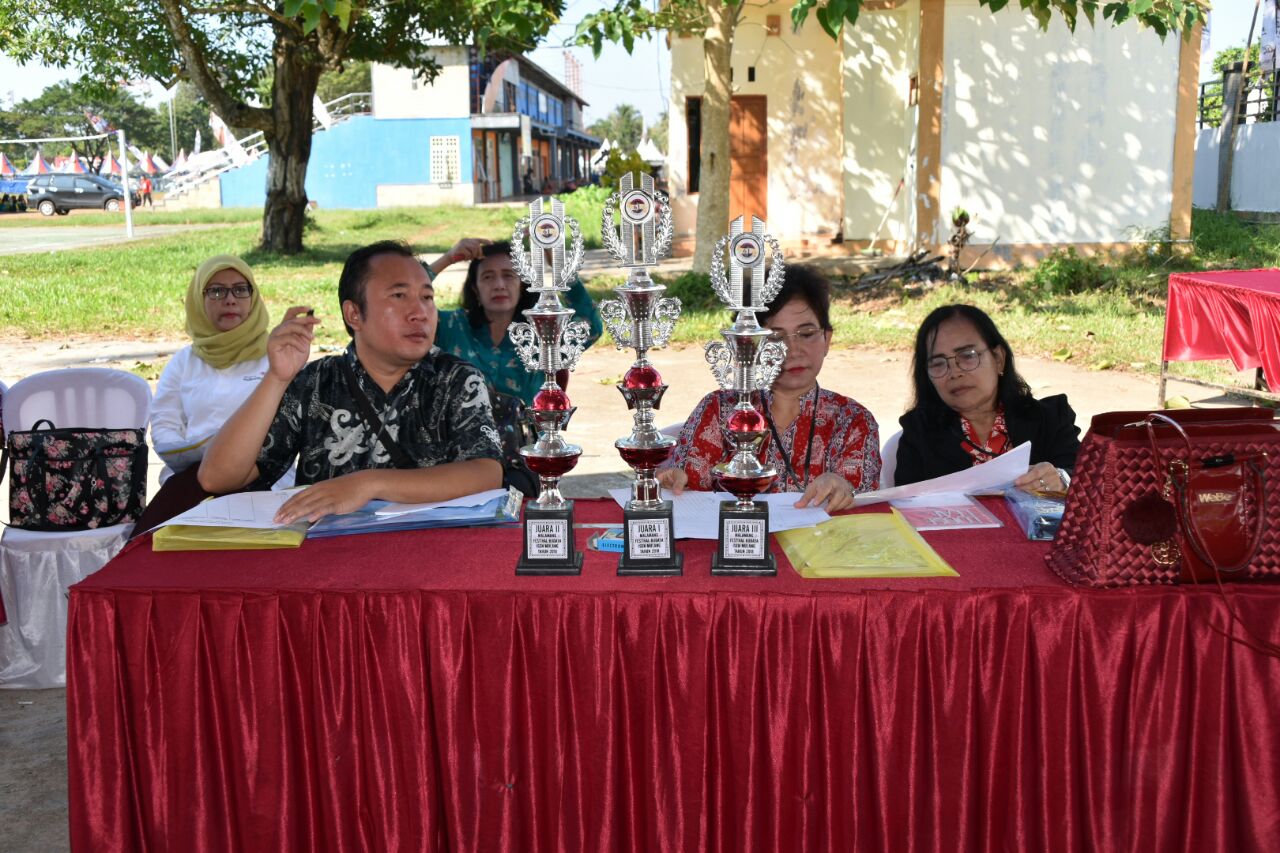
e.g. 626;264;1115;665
67;503;1280;851
1164;268;1280;379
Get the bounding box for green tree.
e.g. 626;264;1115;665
647;109;668;156
576;0;1208;272
588;103;645;152
1;0;562;253
1200;45;1275;127
317;60;373;105
0;81;166;166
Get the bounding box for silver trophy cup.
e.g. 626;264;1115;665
600;172;683;575
704;215;787;576
509;197;591;575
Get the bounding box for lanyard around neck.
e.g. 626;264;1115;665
763;384;819;491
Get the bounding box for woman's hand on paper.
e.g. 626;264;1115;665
795;472;856;512
657;466;688;495
1014;462;1064;493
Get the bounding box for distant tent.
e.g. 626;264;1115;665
636;137;664;163
100;153;123;175
153;154;170;172
172;149;188;171
69;152;89;174
0;153;15;176
22;154;52;175
139;152;159;175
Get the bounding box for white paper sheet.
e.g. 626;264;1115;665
608;488;830;540
160;489;299;529
855;441;1032;506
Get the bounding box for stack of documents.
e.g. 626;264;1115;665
307;488;521;538
151;487;522;550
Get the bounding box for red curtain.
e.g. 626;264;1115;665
68;526;1280;851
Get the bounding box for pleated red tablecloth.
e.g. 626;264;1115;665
66;499;1280;851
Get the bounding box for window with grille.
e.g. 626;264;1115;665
430;136;460;184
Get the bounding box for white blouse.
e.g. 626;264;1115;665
149;346;292;487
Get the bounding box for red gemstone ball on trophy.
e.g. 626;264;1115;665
622;364;663;389
533;387;571;411
726;408;767;435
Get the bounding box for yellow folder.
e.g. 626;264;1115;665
152;522;307;551
777;509;958;579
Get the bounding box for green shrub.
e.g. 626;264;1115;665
1028;248;1114;295
659;271;720;311
601;149;652;192
559;185;608;249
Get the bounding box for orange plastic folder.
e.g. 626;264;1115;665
152;522;308;551
776;509;958;578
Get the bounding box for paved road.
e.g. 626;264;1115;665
0;222;224;255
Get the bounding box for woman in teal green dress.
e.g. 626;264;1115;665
432;240;603;405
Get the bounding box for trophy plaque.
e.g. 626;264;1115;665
704;215;787;576
510;197;591;575
600;173;684;575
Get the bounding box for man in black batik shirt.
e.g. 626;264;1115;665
199;241;503;524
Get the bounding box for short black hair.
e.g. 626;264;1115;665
460;241;537;328
907;304;1033;425
759;264;833;331
337;240;418;336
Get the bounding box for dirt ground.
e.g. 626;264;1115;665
0;333;1240;850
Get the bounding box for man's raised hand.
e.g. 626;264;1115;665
267;306;320;383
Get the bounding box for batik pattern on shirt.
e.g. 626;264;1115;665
254;345;502;487
667;387;882;493
434;279;603;405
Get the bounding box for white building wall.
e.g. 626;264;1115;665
842;2;918;247
940;1;1181;246
372;48;471;119
1194;123;1280;213
668;2;845;248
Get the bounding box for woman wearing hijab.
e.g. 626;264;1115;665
132;256;285;535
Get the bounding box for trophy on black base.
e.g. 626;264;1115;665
704;215;787;576
510;197;591;575
600;172;684;576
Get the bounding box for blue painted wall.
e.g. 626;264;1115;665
220;115;473;208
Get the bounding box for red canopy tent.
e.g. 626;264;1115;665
100;153;122;176
22;154;52;175
0;153;15;176
69;152;89;174
138;152;159;175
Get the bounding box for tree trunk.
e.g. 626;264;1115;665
261;31;322;254
691;0;735;274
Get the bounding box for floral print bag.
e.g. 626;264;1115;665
1;419;148;531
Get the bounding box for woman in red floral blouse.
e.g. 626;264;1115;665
657;265;881;511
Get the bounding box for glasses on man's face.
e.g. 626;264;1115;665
204;284;254;301
927;347;988;378
767;325;825;346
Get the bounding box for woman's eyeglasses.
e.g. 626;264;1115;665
767;325;825;345
204;284;254;301
927;347;988;378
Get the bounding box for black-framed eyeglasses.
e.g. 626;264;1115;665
203;284;254;301
927;347;988;378
767;325;825;346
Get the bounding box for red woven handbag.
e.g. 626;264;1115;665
1046;407;1280;587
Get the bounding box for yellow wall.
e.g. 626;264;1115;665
372;48;471;120
667;3;845;248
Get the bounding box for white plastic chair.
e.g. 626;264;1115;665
0;368;151;688
879;429;902;489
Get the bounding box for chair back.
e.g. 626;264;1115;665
2;368;151;433
879;429;902;489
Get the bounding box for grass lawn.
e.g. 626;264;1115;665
0;205;1276;393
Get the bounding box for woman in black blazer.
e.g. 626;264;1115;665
895;304;1080;489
